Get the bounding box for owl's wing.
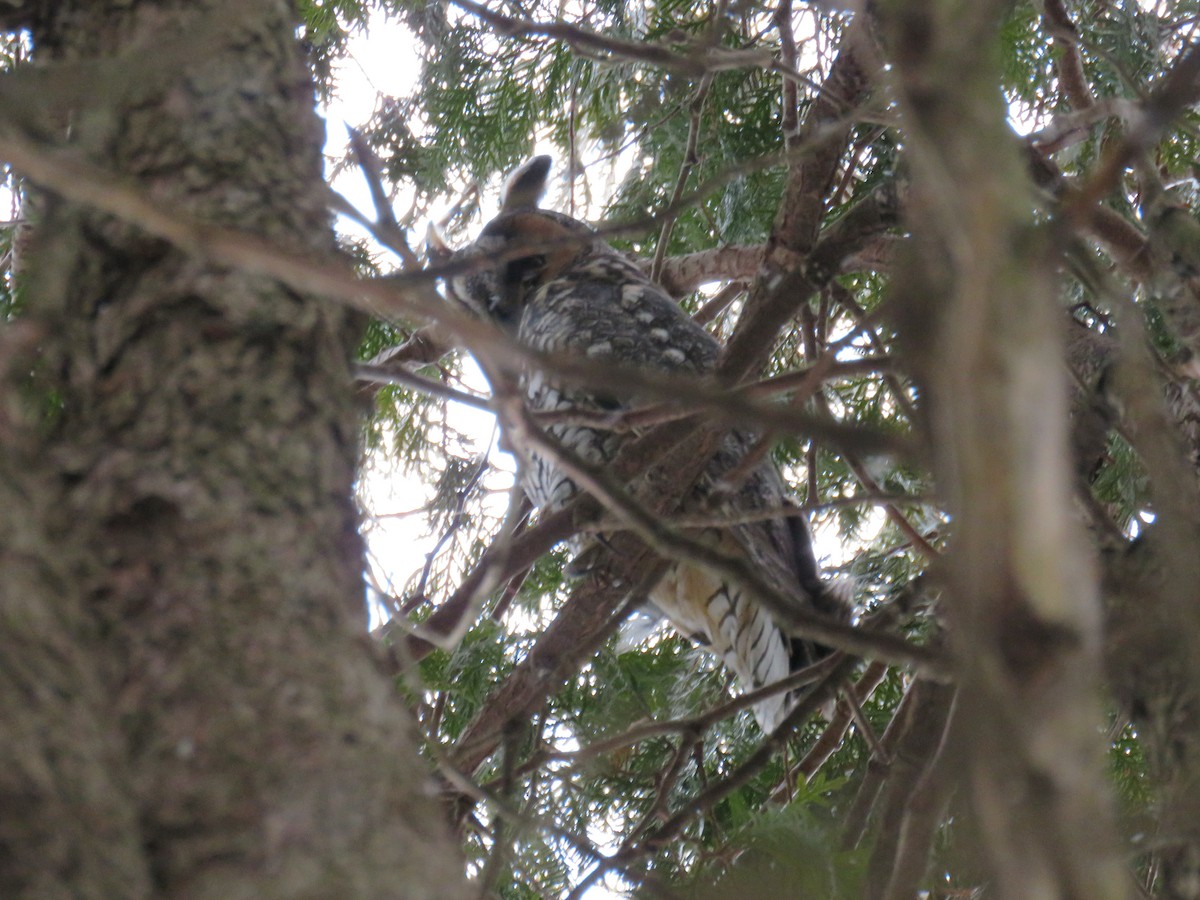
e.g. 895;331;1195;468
520;255;838;630
518;254;720;378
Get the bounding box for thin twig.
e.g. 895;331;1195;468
650;71;713;283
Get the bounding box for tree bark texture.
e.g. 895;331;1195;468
880;2;1127;897
0;2;466;897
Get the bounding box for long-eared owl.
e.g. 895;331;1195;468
440;156;847;731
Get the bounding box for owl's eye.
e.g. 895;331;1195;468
458;223;555;327
486;252;544;326
503;253;546;293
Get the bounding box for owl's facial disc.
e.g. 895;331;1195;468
452;211;589;329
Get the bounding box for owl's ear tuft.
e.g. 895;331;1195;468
501;155;552;212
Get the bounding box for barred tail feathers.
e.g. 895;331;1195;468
651;561;793;732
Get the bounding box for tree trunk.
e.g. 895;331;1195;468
879;2;1126;896
0;2;466;897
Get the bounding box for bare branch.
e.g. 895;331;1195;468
1042;0;1096;112
450;0;824;89
863;680;957;898
355;362;492;412
644;245;763;296
1064;37;1200;219
650;58;714;282
880;0;1125;892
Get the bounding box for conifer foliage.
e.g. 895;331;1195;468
361;1;1200;895
1;0;1199;897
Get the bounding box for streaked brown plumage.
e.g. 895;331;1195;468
440;156;847;730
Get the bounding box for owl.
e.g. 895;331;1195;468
439;156;846;731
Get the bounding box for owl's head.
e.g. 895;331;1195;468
432;156;599;330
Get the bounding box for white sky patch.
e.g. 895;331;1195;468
324;14;422;145
323;14;425;253
357;361;513;631
319;17;489;628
